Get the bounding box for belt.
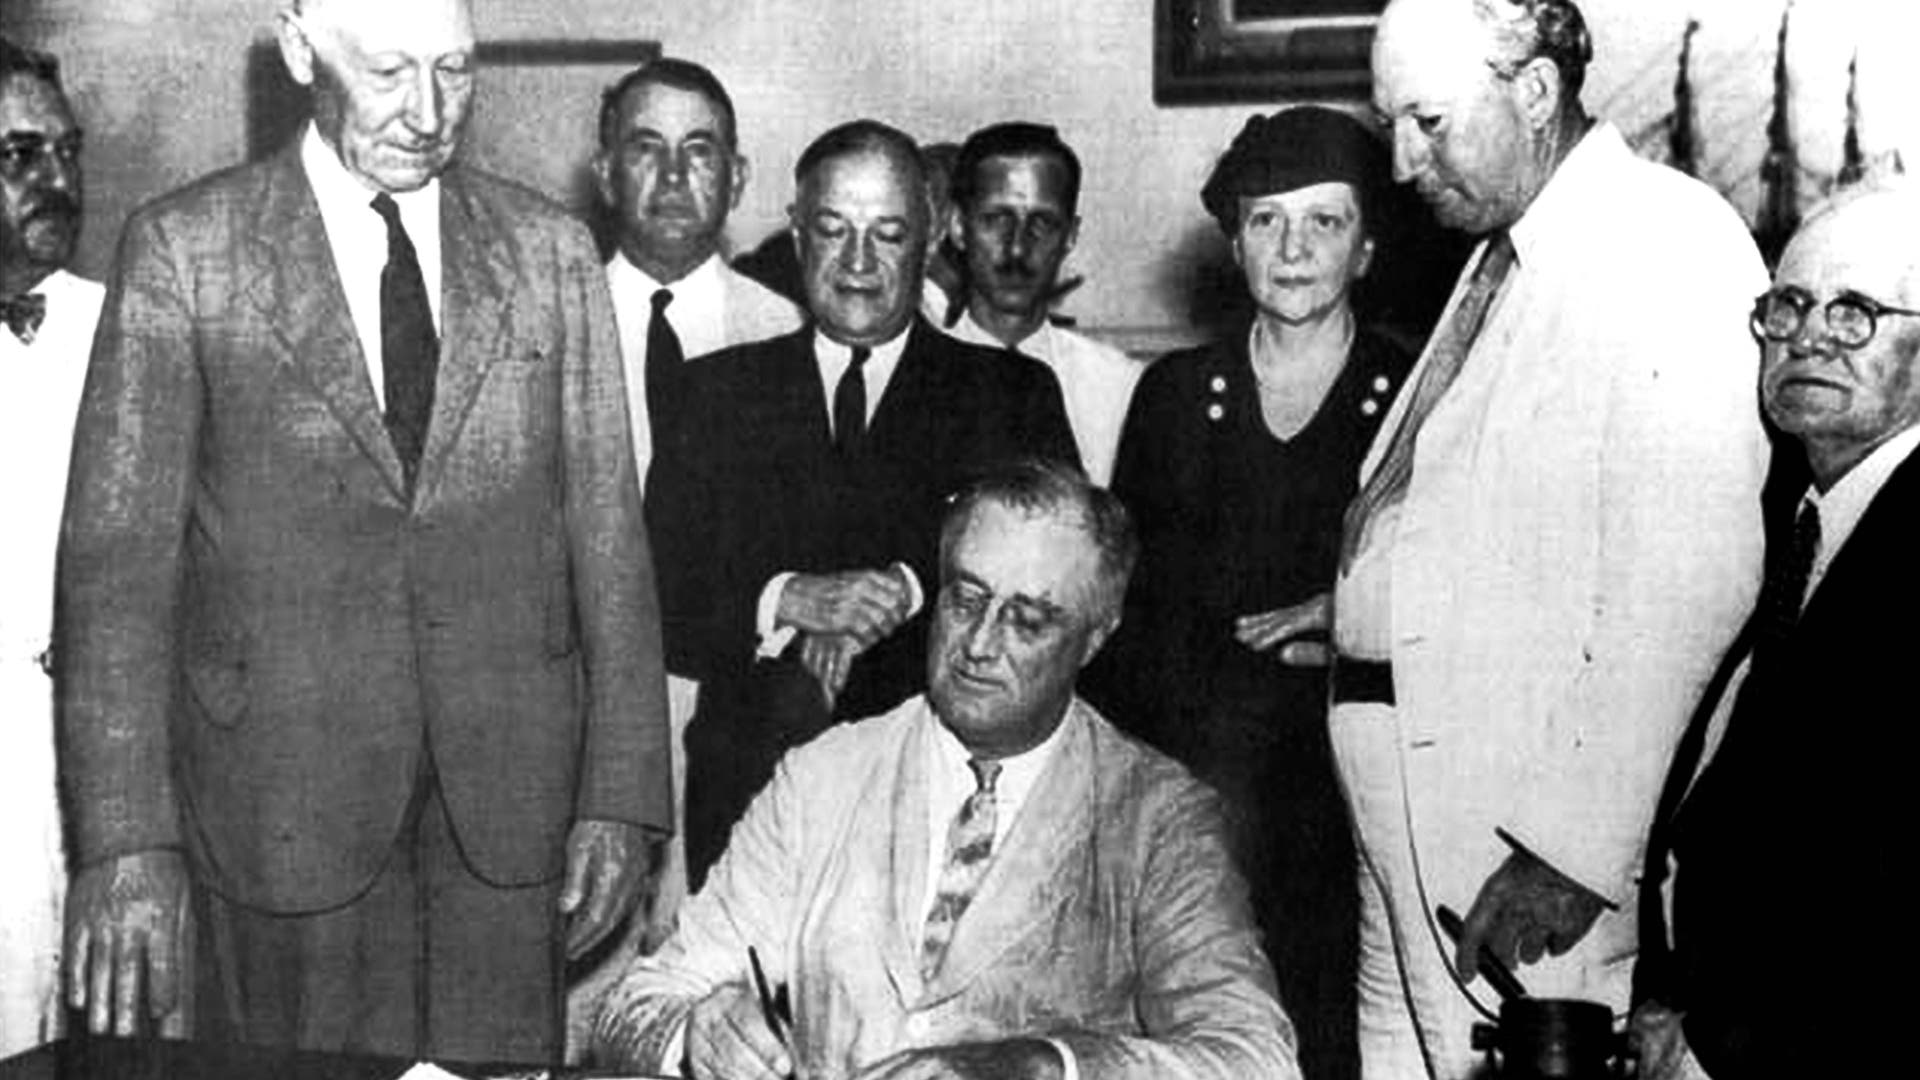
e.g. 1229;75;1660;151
1331;656;1395;705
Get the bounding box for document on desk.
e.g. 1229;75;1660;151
396;1061;672;1080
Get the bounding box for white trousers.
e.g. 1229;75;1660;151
1334;700;1489;1080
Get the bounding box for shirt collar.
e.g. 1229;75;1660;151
1803;422;1920;576
812;318;914;370
949;308;1048;359
925;697;1076;816
608;249;726;304
300;123;439;240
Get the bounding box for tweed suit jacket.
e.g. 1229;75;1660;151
55;144;670;913
592;695;1300;1080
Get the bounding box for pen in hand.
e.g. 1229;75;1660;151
748;945;792;1045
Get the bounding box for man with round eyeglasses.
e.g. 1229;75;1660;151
1632;175;1920;1080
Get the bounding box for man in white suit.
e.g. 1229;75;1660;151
591;56;802;956
592;459;1298;1080
0;36;101;1057
1311;1;1769;1076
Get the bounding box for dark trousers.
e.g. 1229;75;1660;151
191;767;565;1065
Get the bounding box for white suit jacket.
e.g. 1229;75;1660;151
1351;124;1769;993
592;695;1298;1080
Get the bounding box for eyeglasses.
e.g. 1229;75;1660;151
0;132;83;182
1751;286;1920;350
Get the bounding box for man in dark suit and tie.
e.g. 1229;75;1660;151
1630;176;1920;1079
645;119;1075;888
56;0;669;1063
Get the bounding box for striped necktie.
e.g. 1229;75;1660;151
920;757;1001;981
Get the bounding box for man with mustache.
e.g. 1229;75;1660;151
1316;1;1769;1075
942;123;1141;485
56;0;669;1062
0;35;99;1058
645;120;1075;890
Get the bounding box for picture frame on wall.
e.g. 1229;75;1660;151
1154;0;1386;105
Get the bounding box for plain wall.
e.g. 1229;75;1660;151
8;0;1917;340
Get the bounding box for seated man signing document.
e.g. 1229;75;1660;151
591;458;1298;1080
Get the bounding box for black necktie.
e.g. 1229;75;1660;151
645;288;685;434
1633;499;1822;1005
371;193;438;491
833;345;871;455
1;292;47;344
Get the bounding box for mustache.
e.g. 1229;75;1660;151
24;192;81;223
988;259;1040;282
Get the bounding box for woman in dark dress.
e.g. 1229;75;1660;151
1091;107;1410;1080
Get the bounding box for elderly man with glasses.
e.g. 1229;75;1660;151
1631;175;1920;1080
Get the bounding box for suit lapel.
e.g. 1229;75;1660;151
236;148;408;502
921;704;1093;1003
879;712;933;998
865;319;937;452
416;170;516;500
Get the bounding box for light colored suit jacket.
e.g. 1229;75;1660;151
592;695;1298;1080
56;146;670;913
1350;124;1768;1001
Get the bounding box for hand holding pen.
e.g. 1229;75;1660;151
682;947;793;1080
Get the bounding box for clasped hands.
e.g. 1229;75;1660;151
1234;591;1333;666
687;981;1063;1080
63;819;657;1038
778;567;916;710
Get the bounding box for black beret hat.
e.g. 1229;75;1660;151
1200;105;1390;236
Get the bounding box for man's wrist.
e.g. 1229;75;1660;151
756;571;799;659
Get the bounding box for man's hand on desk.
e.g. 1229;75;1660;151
1456;846;1608;984
560;819;661;960
1234;591;1332;667
850;1038;1065;1080
686;982;793;1080
778;568;914;646
64;849;192;1038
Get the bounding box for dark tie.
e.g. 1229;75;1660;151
645;288;685;433
371;193;438;491
1342;231;1516;563
921;757;1001;981
833;345;872;455
1;292;47;344
1633;500;1821;1004
1757;501;1821;654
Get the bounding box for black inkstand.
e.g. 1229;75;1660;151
1438;906;1634;1079
1471;998;1631;1079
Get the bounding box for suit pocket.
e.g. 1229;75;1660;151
185;658;250;729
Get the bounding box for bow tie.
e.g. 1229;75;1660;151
1;292;47;344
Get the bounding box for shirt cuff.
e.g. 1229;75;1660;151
755;572;799;660
893;562;925;617
1046;1036;1080;1080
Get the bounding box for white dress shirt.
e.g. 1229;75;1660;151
944;312;1143;486
0;267;102;1055
609;251;735;368
300;124;442;410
